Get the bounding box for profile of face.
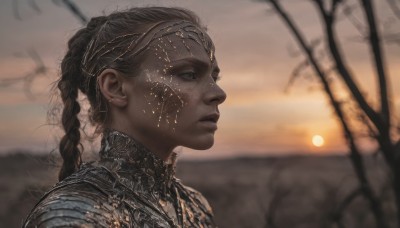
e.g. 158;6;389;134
101;24;226;157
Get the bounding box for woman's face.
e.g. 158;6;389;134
122;29;226;152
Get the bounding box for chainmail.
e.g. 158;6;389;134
23;130;216;227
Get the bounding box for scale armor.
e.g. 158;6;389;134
23;130;216;227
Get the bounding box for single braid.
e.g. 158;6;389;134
57;16;107;181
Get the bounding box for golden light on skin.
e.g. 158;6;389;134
312;135;325;147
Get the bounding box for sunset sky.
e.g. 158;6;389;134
0;0;399;159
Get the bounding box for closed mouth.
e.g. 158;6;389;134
199;113;220;123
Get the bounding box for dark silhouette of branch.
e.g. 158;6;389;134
12;0;41;20
285;38;333;93
0;49;47;99
341;2;366;36
263;165;292;228
284;58;309;93
332;187;363;227
383;32;400;45
52;0;88;24
387;0;400;20
13;0;22;20
313;1;384;133
360;0;391;129
28;0;41;13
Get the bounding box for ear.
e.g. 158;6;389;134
97;69;127;108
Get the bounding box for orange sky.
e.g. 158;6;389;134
0;0;399;159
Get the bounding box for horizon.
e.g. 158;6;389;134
0;148;361;161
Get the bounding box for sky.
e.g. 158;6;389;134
0;0;399;159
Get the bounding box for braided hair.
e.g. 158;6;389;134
57;7;202;181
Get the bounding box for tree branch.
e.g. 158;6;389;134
313;0;385;133
386;0;400;20
332;187;363;228
360;0;391;129
52;0;88;25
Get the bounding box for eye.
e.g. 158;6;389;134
178;71;197;80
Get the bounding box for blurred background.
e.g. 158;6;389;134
0;0;399;227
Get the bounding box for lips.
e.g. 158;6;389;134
199;113;220;123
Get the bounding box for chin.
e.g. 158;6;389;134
185;136;215;150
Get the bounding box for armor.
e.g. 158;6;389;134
23;130;216;227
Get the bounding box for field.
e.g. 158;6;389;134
0;153;395;228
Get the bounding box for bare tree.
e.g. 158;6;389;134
261;0;400;227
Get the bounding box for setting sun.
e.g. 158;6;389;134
312;135;325;147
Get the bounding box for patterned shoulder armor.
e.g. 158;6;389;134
179;184;214;215
23;164;132;228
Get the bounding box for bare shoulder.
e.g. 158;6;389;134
23;182;128;228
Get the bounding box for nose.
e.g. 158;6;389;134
204;81;227;105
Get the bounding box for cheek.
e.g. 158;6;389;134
144;80;190;127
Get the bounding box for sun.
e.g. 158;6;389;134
312;135;325;147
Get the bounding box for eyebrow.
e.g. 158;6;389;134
170;57;220;73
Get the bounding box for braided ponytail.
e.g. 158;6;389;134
57;16;107;181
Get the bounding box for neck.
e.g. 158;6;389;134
107;125;175;162
132;131;175;161
99;129;177;196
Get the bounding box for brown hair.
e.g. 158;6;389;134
57;7;202;181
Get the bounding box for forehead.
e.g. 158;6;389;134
140;23;216;68
150;34;214;63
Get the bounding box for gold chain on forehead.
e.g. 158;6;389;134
81;20;215;81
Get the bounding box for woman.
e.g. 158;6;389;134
23;7;226;228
